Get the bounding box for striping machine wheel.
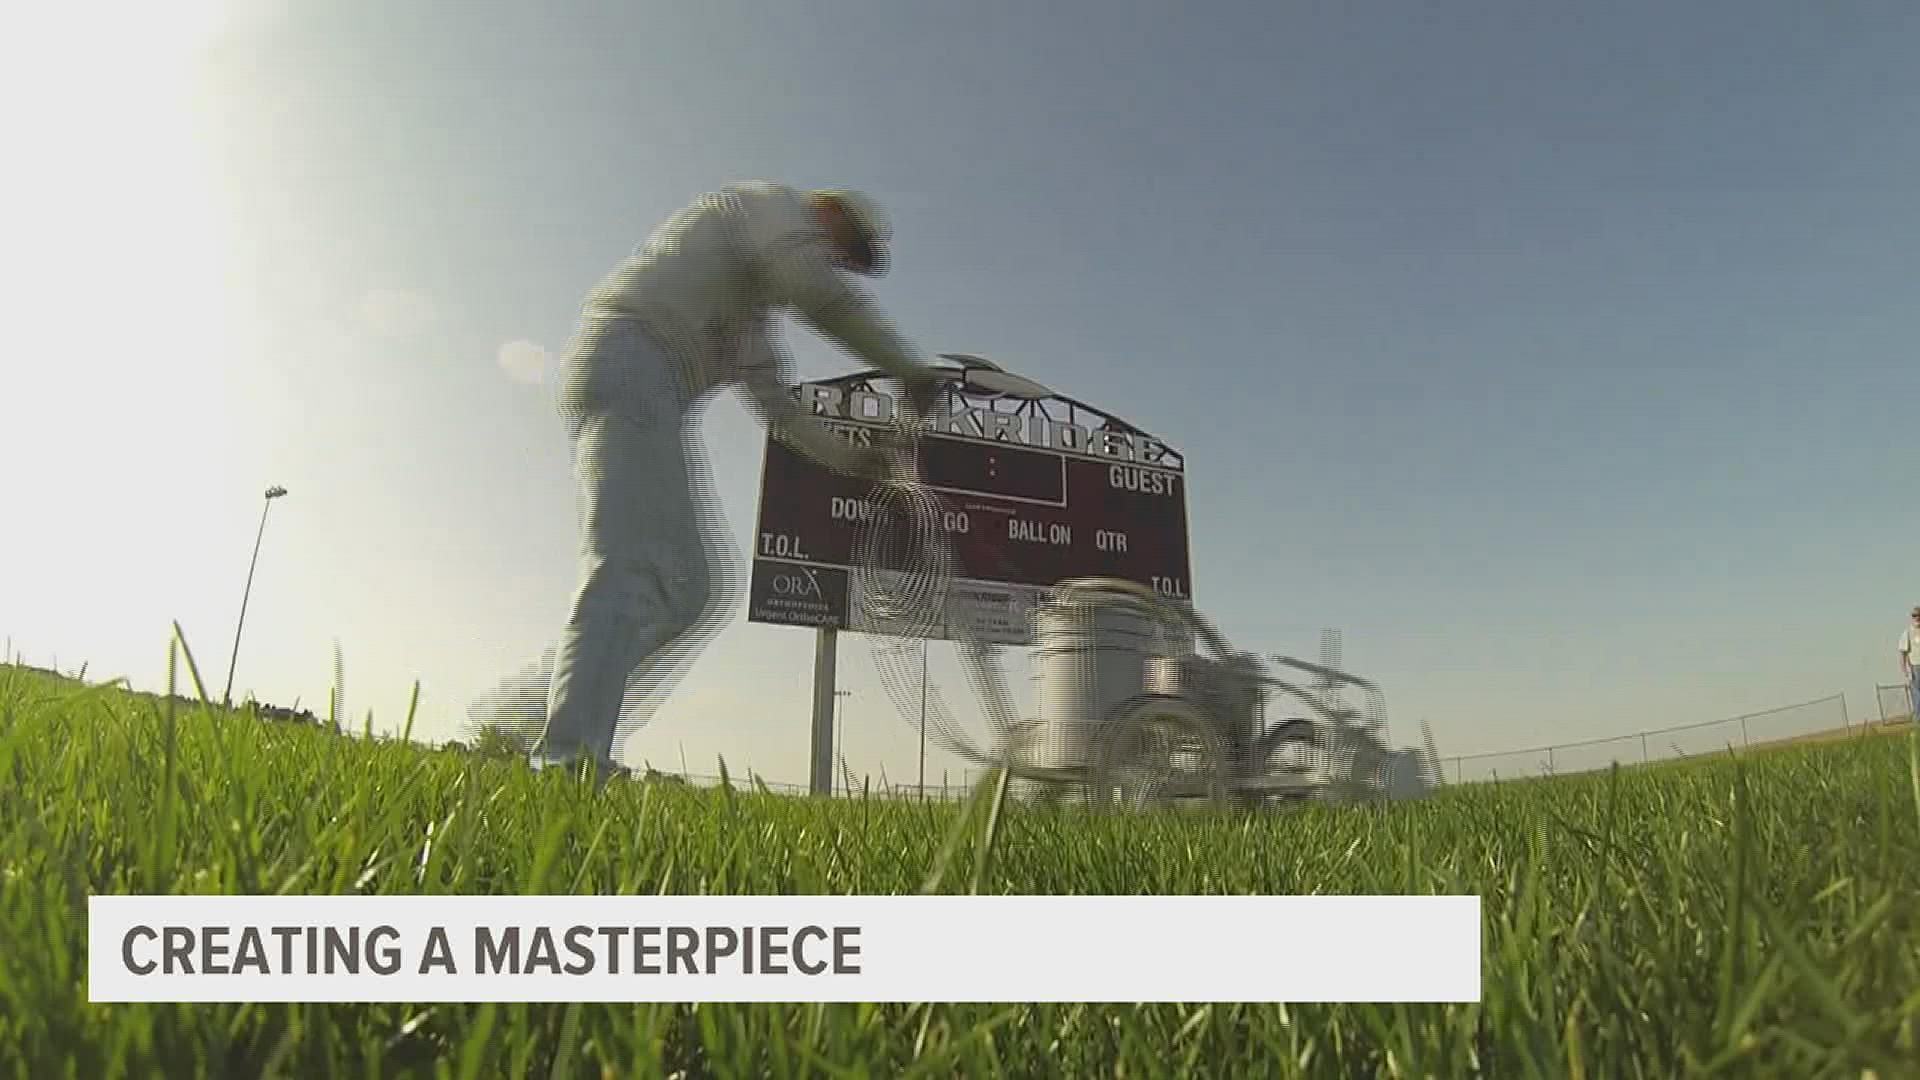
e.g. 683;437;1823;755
1089;695;1231;813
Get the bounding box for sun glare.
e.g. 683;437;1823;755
1;0;255;684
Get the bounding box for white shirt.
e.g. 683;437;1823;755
579;182;925;464
1899;625;1920;670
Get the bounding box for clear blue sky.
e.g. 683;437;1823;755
6;0;1918;784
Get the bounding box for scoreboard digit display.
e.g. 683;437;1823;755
747;366;1192;646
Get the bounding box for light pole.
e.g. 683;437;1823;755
918;639;929;799
223;484;289;709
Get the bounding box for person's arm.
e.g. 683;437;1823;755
1901;632;1913;677
752;224;941;421
733;320;876;476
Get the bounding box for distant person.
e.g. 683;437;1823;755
479;183;944;783
1899;606;1920;719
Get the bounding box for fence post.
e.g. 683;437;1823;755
1547;746;1556;776
1740;715;1750;747
1640;732;1649;763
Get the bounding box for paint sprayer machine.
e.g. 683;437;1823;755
846;363;1443;811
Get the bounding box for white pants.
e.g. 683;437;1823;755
483;317;732;767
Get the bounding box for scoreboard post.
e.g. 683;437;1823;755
747;357;1192;794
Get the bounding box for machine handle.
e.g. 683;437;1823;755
1048;577;1237;660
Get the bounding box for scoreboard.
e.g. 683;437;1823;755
746;368;1192;646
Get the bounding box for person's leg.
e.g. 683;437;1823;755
603;426;739;765
539;321;716;771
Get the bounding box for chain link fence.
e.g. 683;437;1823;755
1874;682;1915;724
1439;693;1853;785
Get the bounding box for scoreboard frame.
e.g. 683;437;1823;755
746;360;1192;646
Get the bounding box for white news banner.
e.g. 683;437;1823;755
89;895;1481;1003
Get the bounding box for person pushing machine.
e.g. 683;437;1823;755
526;182;943;780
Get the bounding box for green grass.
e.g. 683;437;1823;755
2;644;1918;1079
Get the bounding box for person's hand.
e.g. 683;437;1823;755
816;439;900;483
852;442;913;483
899;371;943;432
